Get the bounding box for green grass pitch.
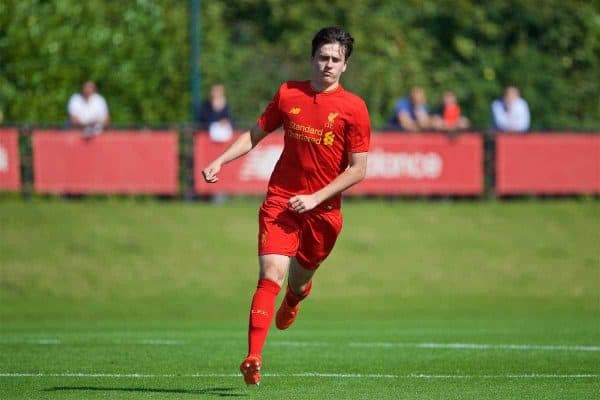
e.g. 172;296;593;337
1;197;598;399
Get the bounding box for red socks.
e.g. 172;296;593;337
284;280;312;307
247;278;281;357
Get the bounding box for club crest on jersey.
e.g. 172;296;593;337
325;112;339;128
288;107;301;115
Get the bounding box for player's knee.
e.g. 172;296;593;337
259;258;287;286
259;269;285;286
289;279;312;297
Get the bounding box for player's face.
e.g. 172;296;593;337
311;43;347;90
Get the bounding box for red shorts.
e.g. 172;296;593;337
258;196;343;270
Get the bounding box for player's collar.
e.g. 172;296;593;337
308;81;343;96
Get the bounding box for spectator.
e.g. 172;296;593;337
431;90;470;131
388;86;431;131
196;83;234;142
491;86;530;132
68;80;110;137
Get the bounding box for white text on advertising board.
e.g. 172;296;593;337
367;150;443;179
240;145;283;181
0;144;8;172
237;146;443;181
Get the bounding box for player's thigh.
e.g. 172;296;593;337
258;198;301;257
296;210;343;270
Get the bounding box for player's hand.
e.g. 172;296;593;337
202;161;221;183
288;194;320;214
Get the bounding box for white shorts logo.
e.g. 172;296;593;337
0;145;8;172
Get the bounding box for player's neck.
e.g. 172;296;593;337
310;79;339;93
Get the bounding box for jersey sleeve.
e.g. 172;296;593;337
257;84;284;133
347;99;371;153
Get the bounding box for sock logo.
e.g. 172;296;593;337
251;309;269;317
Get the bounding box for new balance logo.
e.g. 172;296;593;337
289;107;301;115
251;309;269;316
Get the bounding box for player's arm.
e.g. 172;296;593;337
202;123;268;183
289;151;367;213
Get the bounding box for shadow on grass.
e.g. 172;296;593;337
44;386;246;397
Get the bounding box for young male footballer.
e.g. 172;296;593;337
202;26;371;386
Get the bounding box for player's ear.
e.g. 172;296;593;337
342;62;347;73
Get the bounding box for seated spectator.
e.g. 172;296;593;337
196;84;234;142
68;80;110;137
431;90;470;131
491;86;530;132
388;86;431;131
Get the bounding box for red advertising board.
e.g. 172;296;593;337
348;133;483;195
0;129;21;191
496;133;600;195
33;130;178;194
195;132;284;195
195;132;483;196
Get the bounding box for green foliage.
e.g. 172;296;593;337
0;0;190;124
0;0;598;129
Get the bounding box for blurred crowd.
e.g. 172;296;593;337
66;80;530;140
386;85;530;133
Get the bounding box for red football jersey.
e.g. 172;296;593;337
257;81;371;210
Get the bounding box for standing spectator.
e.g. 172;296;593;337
491;86;530;132
431;90;470;131
68;80;110;137
196;83;234;142
388;86;431;131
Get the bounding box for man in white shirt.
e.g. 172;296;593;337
68;81;110;136
491;86;530;132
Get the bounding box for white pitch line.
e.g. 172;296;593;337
0;339;188;345
0;372;597;379
270;341;330;347
348;342;600;352
2;339;599;352
31;339;62;345
129;340;186;345
0;339;63;345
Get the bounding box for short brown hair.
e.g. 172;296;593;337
311;27;354;61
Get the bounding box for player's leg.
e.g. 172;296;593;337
276;210;343;330
248;254;289;357
241;198;300;385
275;258;315;330
288;257;316;296
241;255;289;385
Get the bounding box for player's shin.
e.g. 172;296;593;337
285;280;313;307
247;278;281;357
275;280;312;330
